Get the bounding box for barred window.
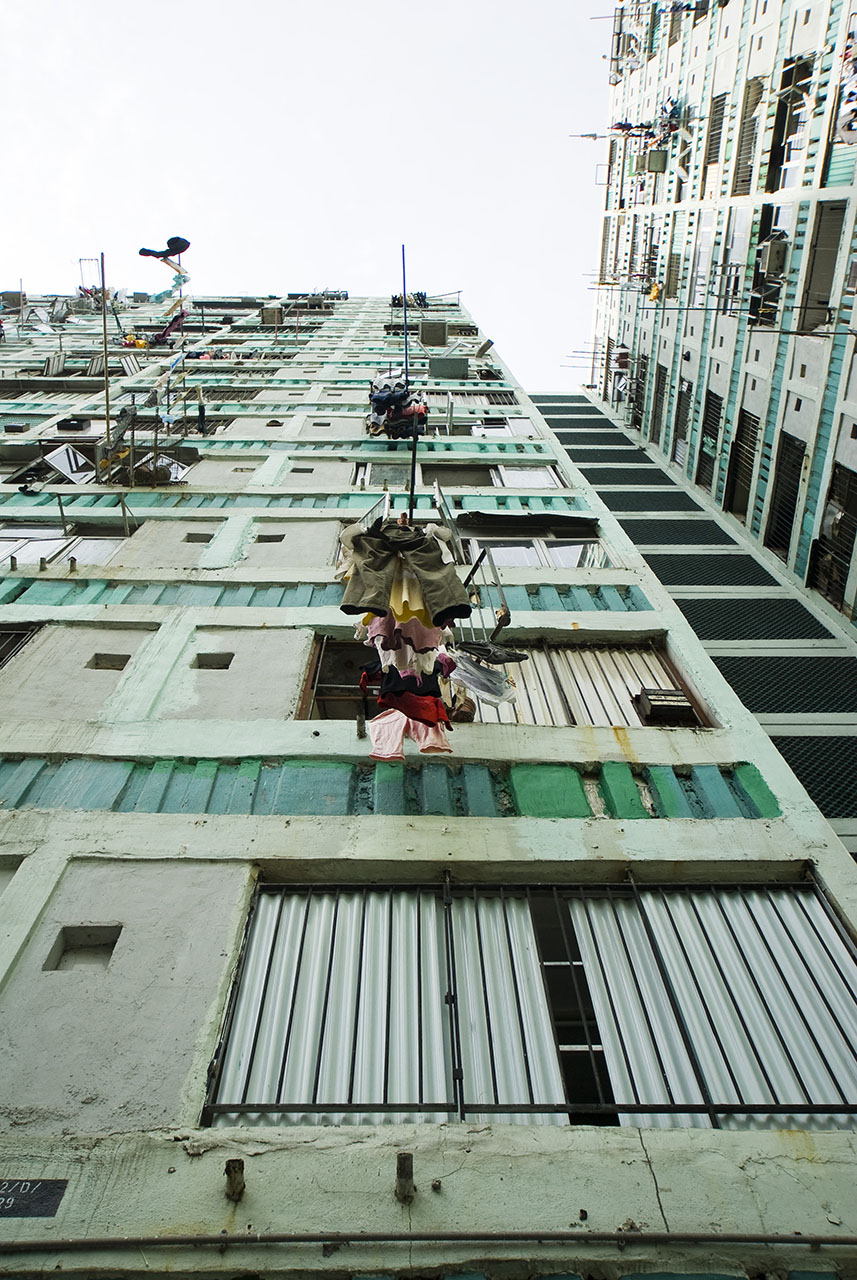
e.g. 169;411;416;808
204;882;857;1129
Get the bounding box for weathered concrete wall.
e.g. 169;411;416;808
0;858;248;1134
115;521;224;569
0;1125;854;1277
280;460;353;490
243;520;340;568
0;625;150;720
298;414;365;439
152;625;314;720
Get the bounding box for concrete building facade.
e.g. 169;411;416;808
593;0;857;623
0;285;855;1278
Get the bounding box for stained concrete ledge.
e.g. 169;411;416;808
0;1126;853;1277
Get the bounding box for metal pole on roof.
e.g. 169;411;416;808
403;246;419;524
100;253;113;481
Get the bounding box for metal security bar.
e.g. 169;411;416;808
203;882;857;1129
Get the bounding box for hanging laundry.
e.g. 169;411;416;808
368;707;452;762
340;518;471;627
139;237;191;260
150;311;186;346
446;651;517;706
457;640;529;665
367;372;428;439
361;658;451;725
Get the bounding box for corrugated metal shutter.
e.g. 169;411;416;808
472;645;679;727
210;884;857;1129
210;888;566;1126
764;431;805;559
571;885;857;1129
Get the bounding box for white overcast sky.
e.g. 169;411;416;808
1;0;611;391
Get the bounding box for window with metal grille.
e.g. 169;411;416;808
0;624;40;670
665;252;682;298
203;881;857;1129
671;378;693;468
764;431;806;560
733;78;764;195
798;201;847;332
668;6;683;43
808;462;857;609
631;353;648;431
723;408;761;522
695;390;723;491
650;363;668;446
468;642;705;728
702;94;726;196
766;57;813;192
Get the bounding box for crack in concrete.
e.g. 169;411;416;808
637;1129;670;1231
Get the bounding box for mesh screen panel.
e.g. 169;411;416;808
578;466;674;487
677;597;834;640
621;519;736;546
643;554;778;585
602;490;703;512
713;656;857;714
771;736;857;818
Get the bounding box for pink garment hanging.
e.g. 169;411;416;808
368;707;453;761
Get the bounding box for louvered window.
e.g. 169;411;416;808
764;431;805;560
695;390;723;490
732;78;764;195
205;881;857;1128
665;252;682;298
724;408;761;522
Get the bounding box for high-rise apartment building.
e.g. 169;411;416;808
593;0;857;620
0;285;855;1278
591;0;857;852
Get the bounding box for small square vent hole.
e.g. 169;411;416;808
192;652;234;670
256;533;285;543
87;653;130;671
185;532;214;543
43;924;122;971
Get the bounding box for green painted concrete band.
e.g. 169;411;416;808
600;761;650;819
0;755;780;821
509;764;591;819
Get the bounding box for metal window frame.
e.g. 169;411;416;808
202;879;857;1129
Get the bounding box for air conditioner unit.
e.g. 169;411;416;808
634;687;699;726
429;356;469;380
419;320;449;347
647;150;668;172
759;239;788;276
